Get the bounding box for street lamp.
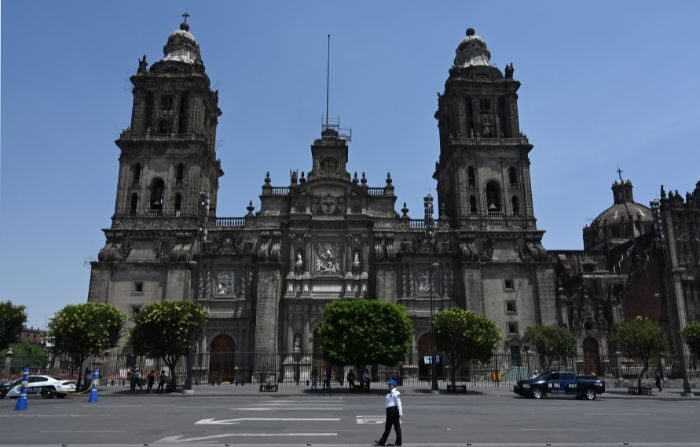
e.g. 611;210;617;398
424;194;439;393
185;191;210;392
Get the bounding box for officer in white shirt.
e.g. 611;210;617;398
374;378;403;446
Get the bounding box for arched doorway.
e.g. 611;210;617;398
583;337;601;376
417;332;443;380
209;335;235;383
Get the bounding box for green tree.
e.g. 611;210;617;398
610;316;667;391
1;342;49;368
0;301;27;351
317;299;413;375
48;303;126;388
524;325;577;372
681;322;700;360
129;301;207;389
434;308;500;388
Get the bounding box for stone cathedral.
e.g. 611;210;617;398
89;19;699;377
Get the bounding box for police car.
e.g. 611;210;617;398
514;371;605;400
3;375;77;399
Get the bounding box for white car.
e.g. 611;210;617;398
4;375;76;399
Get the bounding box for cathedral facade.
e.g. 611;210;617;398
87;18;699;376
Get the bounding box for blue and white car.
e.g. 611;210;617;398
514;371;605;400
3;375;76;399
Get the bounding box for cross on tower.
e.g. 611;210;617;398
182;12;190;23
616;168;623;181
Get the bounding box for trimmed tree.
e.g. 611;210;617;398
48;303;126;388
317;299;412;376
681;322;700;360
434;308;500;388
0;301;27;351
129;300;207;389
610;316;667;392
524;325;576;372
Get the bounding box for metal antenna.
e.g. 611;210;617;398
325;34;330;127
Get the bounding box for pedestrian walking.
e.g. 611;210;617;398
323;367;331;391
363;368;371;391
146;370;155;393
655;370;662;392
374;378;403;446
310;368;318;391
156;369;167;393
129;367;136;392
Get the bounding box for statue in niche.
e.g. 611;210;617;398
417;269;432;293
481;115;493;137
294;248;304;274
293;334;301;353
352;249;361;273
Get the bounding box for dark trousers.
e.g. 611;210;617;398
378;406;401;446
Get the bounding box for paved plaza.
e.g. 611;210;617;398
1;386;699;446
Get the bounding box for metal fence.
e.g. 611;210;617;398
2;351;698;389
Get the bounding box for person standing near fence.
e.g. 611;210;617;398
146;370;155;393
323;367;331;391
157;369;167;393
310;368;318;391
655;370;663;392
363;368;371;391
374;378;403;446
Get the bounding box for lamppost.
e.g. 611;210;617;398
651;198;693;397
424;194;439;393
523;344;530;379
185;191;210;392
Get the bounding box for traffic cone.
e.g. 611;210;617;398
14;368;29;411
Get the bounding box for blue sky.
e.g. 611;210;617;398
2;1;699;329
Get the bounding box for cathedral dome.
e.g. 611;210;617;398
453;28;492;68
591;179;653;226
162;18;202;64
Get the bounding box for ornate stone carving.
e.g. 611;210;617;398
320;194;337;215
417;269;432;293
316;242;340;274
216;271;234;295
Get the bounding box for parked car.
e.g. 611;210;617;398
3;375;77;399
514;371;605;400
0;379;15;399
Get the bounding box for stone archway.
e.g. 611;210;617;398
209;334;235;382
583;337;601;376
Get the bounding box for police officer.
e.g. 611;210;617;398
374;378;403;446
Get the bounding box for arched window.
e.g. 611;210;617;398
174;193;182;215
149;178;165;210
130;193;139;215
175;163;184;185
486;181;501;212
467;166;476;188
132;163;141;185
511;196;520;215
508;167;518;185
469;195;478;215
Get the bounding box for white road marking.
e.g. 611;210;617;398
236;406;343;411
356;415;386;424
521;428;591;431
584;413;652;416
195;417;340;425
40;430;126;433
154;432;337;443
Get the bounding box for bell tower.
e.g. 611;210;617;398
434;28;536;230
112;14;222;226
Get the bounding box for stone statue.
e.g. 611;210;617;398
138;55;148;73
294;249;304;274
504;62;514;79
293;334;301;353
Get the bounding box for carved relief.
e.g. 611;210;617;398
320;194;337;215
316;242;340;274
216;271;234;295
417;269;432;293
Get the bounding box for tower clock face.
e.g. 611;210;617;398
320;157;339;174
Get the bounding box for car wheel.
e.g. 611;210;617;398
585;389;596;400
531;387;544;399
56;393;66;399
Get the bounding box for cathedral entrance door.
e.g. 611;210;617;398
583;337;601;376
210;335;235;383
418;332;443;380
